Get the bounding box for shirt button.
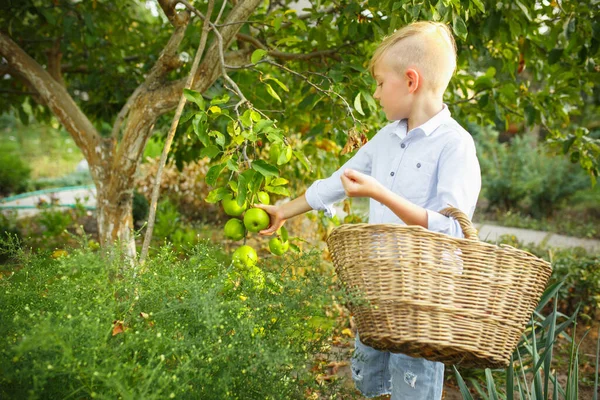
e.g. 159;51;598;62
390;171;395;176
400;143;406;148
417;163;421;168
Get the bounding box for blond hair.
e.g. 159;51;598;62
369;21;457;94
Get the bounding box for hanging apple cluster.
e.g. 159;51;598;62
182;88;302;268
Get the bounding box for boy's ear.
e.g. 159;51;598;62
405;68;420;94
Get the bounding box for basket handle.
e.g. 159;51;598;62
439;206;479;240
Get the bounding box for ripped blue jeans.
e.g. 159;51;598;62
351;335;444;399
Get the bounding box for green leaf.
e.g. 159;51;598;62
515;0;532;21
205;187;228;203
293;150;311;171
507;354;514;399
478;93;490;108
208;105;221;115
452;14;468;41
227;120;242;137
474;76;494;90
471;0;485;13
241;109;253;127
249;172;264;194
38;8;56;25
209;130;226;148
252;159;279;177
525;104;537;126
255;119;274;133
453;366;474;400
271;177;289;186
226;158;239;172
180;110;195;123
275;36;302;46
265;77;289;92
264;185;290;196
205;163;226;186
210;94;230;105
272;16;283;31
292;19;307;31
485;369;499;400
193;114;209;147
277;145;293;165
183;89;205;110
280;226;289;243
251;49;268;64
289;243;301;253
250;111;261;122
200;145;221;159
265;83;282;102
548;49;563;65
361;90;378;111
354;92;365;116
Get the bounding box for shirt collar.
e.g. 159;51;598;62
389;104;451;138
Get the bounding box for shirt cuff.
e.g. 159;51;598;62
427;209;464;238
305;180;336;218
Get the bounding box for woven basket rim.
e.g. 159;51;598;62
327;223;551;268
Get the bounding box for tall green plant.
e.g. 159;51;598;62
454;281;600;399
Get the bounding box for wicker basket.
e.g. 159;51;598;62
326;207;552;369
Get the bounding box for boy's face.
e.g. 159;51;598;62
372;56;412;121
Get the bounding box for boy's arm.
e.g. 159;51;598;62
255;194;312;235
340;169;428;227
257;133;379;235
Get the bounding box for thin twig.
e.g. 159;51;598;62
214;20;271;28
214;0;228;25
139;0;215;265
265;60;359;126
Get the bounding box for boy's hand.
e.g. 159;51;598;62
340;169;382;198
253;203;287;236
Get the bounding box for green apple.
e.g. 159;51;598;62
222;193;247;216
243;208;270;233
232;245;258;269
268;237;289;256
257;191;270;205
223;218;245;241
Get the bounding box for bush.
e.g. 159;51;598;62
0;144;31;196
135;157;219;222
548;247;600;318
0;242;344;399
476;128;589;217
492;234;600;318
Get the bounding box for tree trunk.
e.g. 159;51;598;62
96;181;136;257
86;135;139;258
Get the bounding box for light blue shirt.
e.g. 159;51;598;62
305;106;481;238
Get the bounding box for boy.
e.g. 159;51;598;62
256;21;481;399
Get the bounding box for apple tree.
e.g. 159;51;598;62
1;0;598;259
